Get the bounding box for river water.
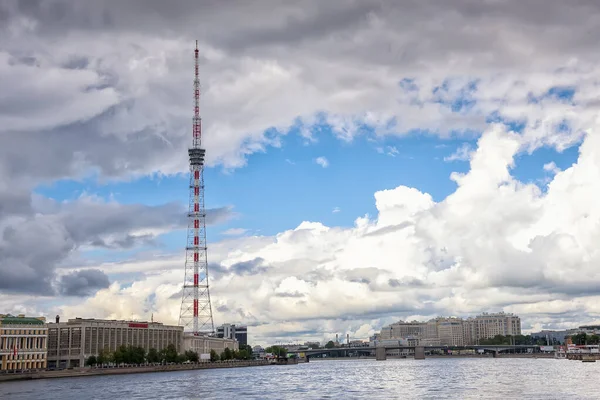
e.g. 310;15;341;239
0;358;597;399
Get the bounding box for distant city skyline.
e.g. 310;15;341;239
2;1;600;345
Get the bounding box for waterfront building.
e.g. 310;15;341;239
252;345;265;358
46;317;183;368
380;320;425;340
182;333;238;360
378;318;459;346
216;323;248;345
0;314;48;371
464;312;522;344
530;329;577;345
578;325;600;335
530;326;600;345
378;312;522;346
436;317;465;346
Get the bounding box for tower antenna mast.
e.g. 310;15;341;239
179;40;215;335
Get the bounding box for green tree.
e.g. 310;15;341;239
325;341;336;349
184;350;199;362
221;347;233;361
131;346;146;364
238;344;254;358
588;335;600;345
113;345;127;364
85;355;97;366
97;348;113;365
111;345;145;365
147;348;160;363
210;349;219;362
159;343;179;363
239;344;252;352
513;335;531;345
480;335;511;345
265;346;287;356
237;349;250;360
570;333;588;346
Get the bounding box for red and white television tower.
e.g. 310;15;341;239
179;40;215;335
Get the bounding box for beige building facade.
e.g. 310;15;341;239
47;317;184;368
464;312;522;344
378;312;522;347
183;333;238;360
380;321;425;340
0;314;48;371
436;317;464;346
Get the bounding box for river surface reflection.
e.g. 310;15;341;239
0;358;597;399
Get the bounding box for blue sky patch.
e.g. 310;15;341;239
34;124;580;260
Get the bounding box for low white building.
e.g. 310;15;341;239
183;333;238;361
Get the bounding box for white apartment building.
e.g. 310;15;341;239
183;333;238;360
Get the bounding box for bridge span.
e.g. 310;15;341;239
287;344;544;361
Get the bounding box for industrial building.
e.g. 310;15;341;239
216;323;248;345
0;314;48;371
46;317;183;368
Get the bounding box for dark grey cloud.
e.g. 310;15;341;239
0;199;234;295
90;234;156;250
216;304;229;313
344;267;389;286
5;0;600;65
0;218;74;296
58;269;110;297
0;187;32;218
210;258;269;278
388;278;428;288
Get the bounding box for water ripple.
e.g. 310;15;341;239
0;358;598;399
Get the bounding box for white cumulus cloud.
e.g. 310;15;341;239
315;156;329;168
444;143;473;162
33;124;600;345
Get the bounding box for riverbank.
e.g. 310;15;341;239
0;360;270;383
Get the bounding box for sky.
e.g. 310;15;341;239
1;0;600;346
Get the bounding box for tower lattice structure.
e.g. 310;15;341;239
179;40;215;335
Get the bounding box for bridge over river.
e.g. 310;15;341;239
287;344;546;361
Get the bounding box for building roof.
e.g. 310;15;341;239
0;314;45;325
45;317;183;330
